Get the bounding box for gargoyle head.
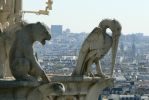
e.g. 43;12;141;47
33;22;51;45
38;82;65;95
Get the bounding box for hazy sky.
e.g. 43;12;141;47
23;0;149;35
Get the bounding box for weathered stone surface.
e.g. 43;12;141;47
0;0;22;78
27;82;65;100
0;37;6;78
72;19;121;77
50;75;114;100
9;22;51;82
0;80;39;88
0;1;121;100
0;80;65;100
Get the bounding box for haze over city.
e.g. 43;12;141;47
23;0;149;35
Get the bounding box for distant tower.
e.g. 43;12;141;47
120;42;124;53
63;28;71;34
132;42;136;57
51;25;63;36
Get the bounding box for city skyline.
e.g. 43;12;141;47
23;0;149;35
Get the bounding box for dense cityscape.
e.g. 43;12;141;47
34;25;149;100
1;0;149;99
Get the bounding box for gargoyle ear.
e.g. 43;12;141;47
36;22;41;25
112;19;117;24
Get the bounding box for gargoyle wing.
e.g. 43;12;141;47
72;27;102;75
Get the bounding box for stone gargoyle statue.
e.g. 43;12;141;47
72;19;121;77
27;82;65;100
9;22;51;82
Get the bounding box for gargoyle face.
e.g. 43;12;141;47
41;31;51;45
41;39;46;45
51;83;65;94
45;82;65;95
35;22;51;45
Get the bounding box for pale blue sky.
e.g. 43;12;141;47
23;0;149;35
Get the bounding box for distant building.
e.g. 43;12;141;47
120;42;124;53
132;43;136;57
63;28;71;34
51;25;63;36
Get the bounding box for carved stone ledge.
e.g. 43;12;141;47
0;79;40;88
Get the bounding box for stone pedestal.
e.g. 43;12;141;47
50;75;114;100
0;76;113;100
0;79;65;100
